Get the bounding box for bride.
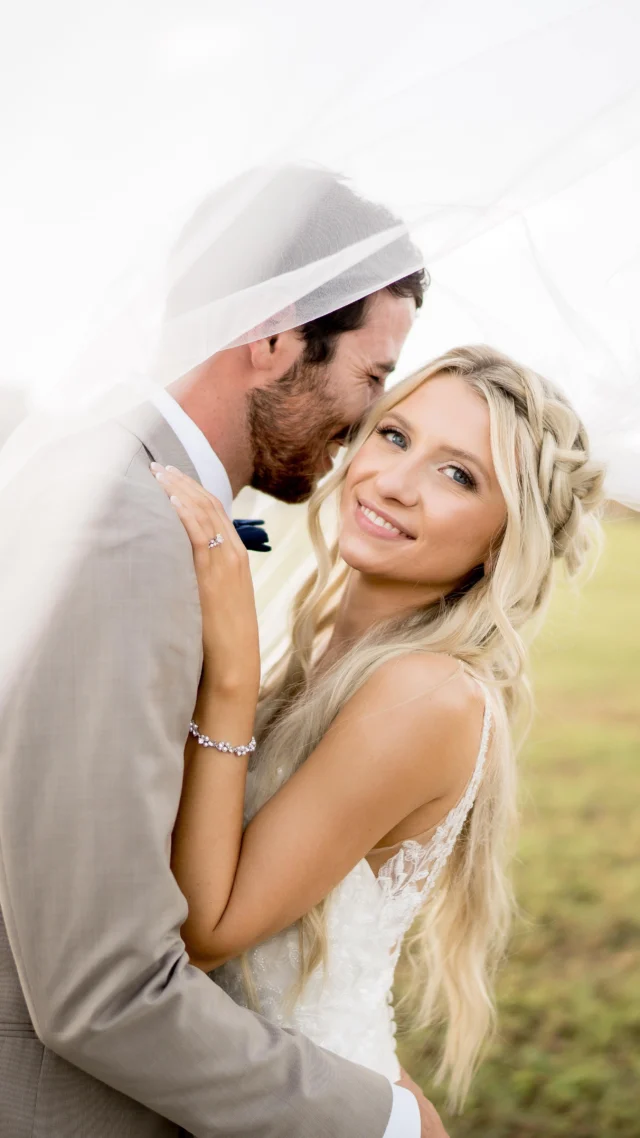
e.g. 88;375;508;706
153;344;603;1106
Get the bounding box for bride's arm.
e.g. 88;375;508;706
172;683;256;951
152;465;261;952
156;466;482;972
189;652;480;971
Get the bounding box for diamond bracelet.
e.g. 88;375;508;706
189;721;256;757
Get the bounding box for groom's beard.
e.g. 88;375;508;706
247;357;344;504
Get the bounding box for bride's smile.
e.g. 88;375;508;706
354;498;416;541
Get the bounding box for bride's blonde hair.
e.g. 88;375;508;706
244;345;605;1106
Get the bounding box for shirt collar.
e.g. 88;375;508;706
150;388;233;517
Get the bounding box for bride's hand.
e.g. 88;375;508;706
152;463;260;701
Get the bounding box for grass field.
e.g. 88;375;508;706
398;517;640;1137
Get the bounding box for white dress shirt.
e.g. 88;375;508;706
385;1085;421;1136
151;388;233;515
152;388;420;1138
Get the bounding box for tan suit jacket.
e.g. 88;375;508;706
0;403;391;1137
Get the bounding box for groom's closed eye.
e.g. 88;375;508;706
331;425;356;446
375;361;396;384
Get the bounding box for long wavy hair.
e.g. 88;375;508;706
242;345;605;1106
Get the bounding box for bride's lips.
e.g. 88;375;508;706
354;498;414;541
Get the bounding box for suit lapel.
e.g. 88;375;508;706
117;402;201;485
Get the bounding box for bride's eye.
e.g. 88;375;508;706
375;425;408;450
442;463;477;490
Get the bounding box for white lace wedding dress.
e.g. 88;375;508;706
214;699;492;1081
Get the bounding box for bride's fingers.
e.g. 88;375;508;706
153;465;224;528
176;483;245;557
153;465;236;536
153;465;245;557
162;465;215;507
152;464;205;504
153;467;222;544
167;493;211;556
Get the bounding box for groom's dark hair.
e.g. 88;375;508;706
165;164;427;355
299;273;425;366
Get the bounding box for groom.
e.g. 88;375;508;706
0;168;446;1137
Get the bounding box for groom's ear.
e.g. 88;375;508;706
247;327;305;386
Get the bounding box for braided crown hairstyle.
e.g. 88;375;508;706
241;346;606;1108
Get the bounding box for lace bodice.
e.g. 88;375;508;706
214;696;492;1080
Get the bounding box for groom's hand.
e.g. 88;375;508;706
398;1069;450;1138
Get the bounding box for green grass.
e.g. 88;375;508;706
399;518;640;1137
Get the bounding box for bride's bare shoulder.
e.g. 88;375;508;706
353;651;482;718
335;652;487;801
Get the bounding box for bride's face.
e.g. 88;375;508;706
339;373;508;594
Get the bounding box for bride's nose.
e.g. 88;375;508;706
373;458;420;507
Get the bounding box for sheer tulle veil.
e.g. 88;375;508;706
1;0;639;655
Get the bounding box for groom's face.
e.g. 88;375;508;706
247;291;416;503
